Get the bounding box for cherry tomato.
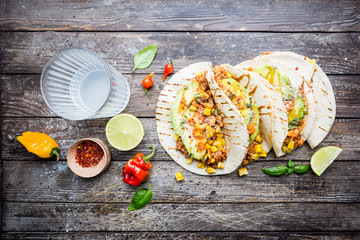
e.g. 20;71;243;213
247;123;256;135
142;72;154;99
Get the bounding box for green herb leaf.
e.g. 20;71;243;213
285;168;293;175
294;165;310;174
288;160;295;169
128;186;153;211
132;45;157;71
288;117;300;130
262;166;289;176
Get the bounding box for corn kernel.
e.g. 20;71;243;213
175;172;184;182
174;134;179;141
201;92;209;99
252;153;259;160
213;140;221;147
197;162;205;169
204;108;211;116
210;146;218;152
197;72;203;76
308;59;316;66
226;72;232;78
255;134;262;143
299;131;303;136
186;158;193;164
288;141;295;150
189;105;197;111
195;131;202;137
259;150;267;158
241;110;246;117
255;144;263;153
206;167;216;174
218;162;225;169
286;148;292;153
208;140;214;145
210;158;215;164
282;146;288;152
215;126;221;133
239;168;248;176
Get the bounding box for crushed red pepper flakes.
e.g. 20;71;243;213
75;141;104;168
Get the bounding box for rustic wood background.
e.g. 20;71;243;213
1;0;360;239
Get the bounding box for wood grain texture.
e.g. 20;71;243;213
3;160;360;203
3;202;360;232
1;32;359;74
3;232;360;240
1;0;359;32
2;118;359;161
1;74;359;118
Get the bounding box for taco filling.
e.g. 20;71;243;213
171;72;227;174
253;65;307;153
213;65;266;165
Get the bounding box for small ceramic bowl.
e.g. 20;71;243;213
67;138;111;178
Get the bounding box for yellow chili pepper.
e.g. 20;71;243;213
17;132;60;161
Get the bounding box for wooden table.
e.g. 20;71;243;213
1;1;360;239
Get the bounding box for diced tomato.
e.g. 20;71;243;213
247;123;256;135
284;101;294;112
197;142;206;151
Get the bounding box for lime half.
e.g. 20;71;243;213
105;113;144;151
310;146;343;176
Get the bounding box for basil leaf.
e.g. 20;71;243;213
132;45;157;71
285;168;293;175
288;160;295;169
294;165;310;174
262;166;289;176
128;186;153;211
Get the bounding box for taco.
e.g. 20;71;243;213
236;59;316;157
156;62;248;175
211;64;288;160
254;52;336;148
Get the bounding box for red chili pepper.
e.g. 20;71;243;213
142;72;154;99
123;146;155;186
162;60;174;81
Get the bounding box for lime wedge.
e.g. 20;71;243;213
310;146;343;176
105;113;144;151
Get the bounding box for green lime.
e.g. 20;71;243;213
310;146;343;176
105;113;144;151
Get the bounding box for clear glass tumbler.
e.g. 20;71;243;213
41;48;130;120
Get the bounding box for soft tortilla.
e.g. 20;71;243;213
236;59;316;156
254;52;336;148
156;62;248;175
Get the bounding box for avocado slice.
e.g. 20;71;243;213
288;96;307;130
219;78;252;125
181;109;207;160
249;101;260;144
254;65;294;101
171;82;201;136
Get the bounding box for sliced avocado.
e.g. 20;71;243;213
181;109;207;160
254;65;294;101
219;78;252;125
249;101;260;144
288;96;306;130
171;82;201;136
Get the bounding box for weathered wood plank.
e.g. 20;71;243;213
3;202;360;232
1;74;359;118
2;118;359;161
0;32;359;74
1;0;359;32
3;160;360;203
3;232;360;240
